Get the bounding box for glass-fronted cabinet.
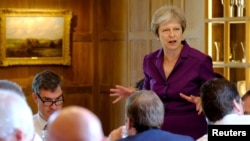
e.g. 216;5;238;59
205;0;249;96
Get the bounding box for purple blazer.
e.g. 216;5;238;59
142;40;214;139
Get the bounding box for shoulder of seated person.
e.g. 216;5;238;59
107;126;124;141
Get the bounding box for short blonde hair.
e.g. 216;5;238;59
151;5;186;37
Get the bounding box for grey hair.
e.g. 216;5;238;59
151;5;186;37
0;90;34;139
125;90;164;132
0;79;25;98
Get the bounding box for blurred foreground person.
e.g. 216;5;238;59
0;79;42;141
0;89;38;141
0;79;25;97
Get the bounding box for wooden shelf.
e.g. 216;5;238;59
205;0;249;95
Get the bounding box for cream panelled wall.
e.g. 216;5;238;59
183;0;205;52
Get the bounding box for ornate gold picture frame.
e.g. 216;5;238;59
0;9;72;66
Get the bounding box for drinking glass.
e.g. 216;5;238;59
230;42;238;62
214;42;223;61
241;42;246;63
235;0;245;17
221;0;235;17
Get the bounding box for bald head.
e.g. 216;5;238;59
47;106;105;141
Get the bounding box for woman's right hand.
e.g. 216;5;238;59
110;85;135;103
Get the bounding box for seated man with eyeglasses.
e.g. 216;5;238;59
32;70;64;138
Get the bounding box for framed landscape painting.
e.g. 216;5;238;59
0;8;72;66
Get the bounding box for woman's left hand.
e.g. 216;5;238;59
179;93;202;115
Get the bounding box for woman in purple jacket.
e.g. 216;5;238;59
110;5;214;140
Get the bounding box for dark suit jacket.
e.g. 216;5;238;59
117;129;194;141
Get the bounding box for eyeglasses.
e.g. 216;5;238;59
36;94;64;106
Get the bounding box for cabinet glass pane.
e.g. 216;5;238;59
210;0;224;18
208;23;224;62
230;68;245;82
230;68;246;96
214;68;224;77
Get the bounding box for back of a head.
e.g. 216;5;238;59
0;89;34;140
126;90;164;133
47;106;104;141
200;78;241;122
0;79;25;98
214;72;225;79
242;90;250;101
242;90;250;114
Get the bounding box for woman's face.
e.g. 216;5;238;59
158;20;183;50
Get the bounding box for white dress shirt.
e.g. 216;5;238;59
212;114;250;125
34;133;43;141
33;113;47;138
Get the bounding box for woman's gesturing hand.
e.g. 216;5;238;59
110;85;136;103
179;93;203;115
